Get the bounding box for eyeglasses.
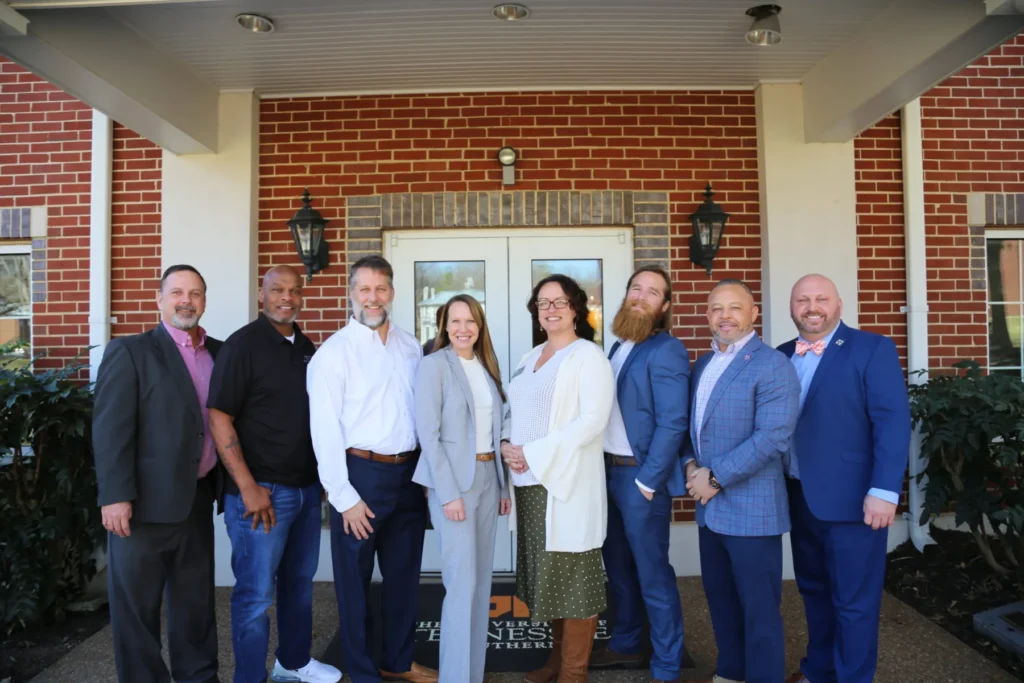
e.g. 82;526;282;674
536;298;570;310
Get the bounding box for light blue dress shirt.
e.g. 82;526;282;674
788;324;899;505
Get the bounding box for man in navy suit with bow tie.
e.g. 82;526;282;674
777;274;911;683
589;266;690;683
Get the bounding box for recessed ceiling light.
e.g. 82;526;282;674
745;4;782;46
235;13;275;34
493;3;530;21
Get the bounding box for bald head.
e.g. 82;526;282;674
260;265;304;329
790;273;842;341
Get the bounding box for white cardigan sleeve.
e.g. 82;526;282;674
522;346;614;502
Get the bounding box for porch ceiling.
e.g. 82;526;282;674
2;0;1022;153
16;0;893;95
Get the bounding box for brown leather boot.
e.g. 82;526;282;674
524;619;563;683
557;615;598;682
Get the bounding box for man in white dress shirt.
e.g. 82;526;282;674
307;255;438;683
589;267;691;683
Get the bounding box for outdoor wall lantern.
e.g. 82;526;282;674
288;189;329;281
689;183;730;277
497;146;518;186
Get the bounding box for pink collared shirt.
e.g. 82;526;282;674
162;321;218;479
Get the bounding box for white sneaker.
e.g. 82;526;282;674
270;657;342;683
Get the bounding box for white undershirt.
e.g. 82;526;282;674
603;340;635;456
459;355;494;453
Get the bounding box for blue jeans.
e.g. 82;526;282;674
225;481;323;683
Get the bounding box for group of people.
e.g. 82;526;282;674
92;253;910;683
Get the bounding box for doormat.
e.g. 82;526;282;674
319;579;696;673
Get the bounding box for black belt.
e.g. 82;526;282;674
604;452;638;467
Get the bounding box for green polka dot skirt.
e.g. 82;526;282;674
515;484;607;623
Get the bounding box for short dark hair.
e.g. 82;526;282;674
349;255;394;288
527;274;596;344
161;264;207;293
627;265;673;331
712;278;754;297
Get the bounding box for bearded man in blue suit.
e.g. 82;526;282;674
588;266;690;683
777;274;910;683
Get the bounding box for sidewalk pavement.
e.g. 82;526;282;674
30;578;1018;683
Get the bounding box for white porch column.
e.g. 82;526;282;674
161;91;259;341
757;83;859;346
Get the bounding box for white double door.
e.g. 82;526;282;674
387;227;633;573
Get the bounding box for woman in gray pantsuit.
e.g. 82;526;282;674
413;294;511;683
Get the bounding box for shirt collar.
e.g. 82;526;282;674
711;329;757;357
797;322;840;349
258;313;302;344
348;316;391;345
162;320;206;349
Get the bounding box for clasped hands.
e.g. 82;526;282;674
501;440;529;474
685;462;719;505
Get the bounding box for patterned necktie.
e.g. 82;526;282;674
795;339;826;356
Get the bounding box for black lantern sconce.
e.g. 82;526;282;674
288;189;330;281
688;183;729;277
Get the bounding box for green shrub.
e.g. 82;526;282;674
0;354;102;634
909;360;1024;576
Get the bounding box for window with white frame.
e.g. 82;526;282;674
0;244;31;367
986;230;1024;377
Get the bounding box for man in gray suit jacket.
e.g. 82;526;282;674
93;265;223;683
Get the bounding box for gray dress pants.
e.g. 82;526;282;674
427;461;500;683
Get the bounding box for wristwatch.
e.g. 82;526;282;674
708;470;721;490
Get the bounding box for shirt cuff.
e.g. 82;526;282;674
327;483;362;514
867;488;900;506
635;479;655;494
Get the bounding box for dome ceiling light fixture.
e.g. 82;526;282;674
235;13;275;34
493;3;530;21
745;4;782;46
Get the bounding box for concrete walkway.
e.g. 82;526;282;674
30;579;1017;683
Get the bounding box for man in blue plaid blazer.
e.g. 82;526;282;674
684;279;801;683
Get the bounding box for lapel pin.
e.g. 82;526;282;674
744;354;751;361
836;339;844;347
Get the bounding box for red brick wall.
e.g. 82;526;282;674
921;33;1024;371
110;124;162;337
257;91;761;350
0;58;163;369
855;113;908;368
0;59;91;370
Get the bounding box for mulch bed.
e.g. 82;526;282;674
886;527;1024;680
0;606;109;683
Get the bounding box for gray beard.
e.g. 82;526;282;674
358;306;390;330
169;313;198;331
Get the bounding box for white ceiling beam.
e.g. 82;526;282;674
8;0;220;8
802;0;1024;143
0;7;218;154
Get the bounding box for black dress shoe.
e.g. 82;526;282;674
588;647;645;669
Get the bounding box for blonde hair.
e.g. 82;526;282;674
433;294;506;402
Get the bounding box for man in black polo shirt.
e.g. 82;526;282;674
208;265;341;683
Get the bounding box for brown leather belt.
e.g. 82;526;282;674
605;453;638;467
476;452;496;462
346;447;417;465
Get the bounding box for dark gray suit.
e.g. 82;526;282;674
93;323;223;683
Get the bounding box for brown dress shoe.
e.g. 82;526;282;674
524;619;563;683
588;646;645;669
379;661;439;682
558;615;598;682
786;673;810;683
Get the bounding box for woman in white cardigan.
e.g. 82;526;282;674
413;295;511;683
500;274;615;683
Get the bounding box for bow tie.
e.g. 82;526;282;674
795;339;826;356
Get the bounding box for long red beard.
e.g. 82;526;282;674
612;302;656;342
